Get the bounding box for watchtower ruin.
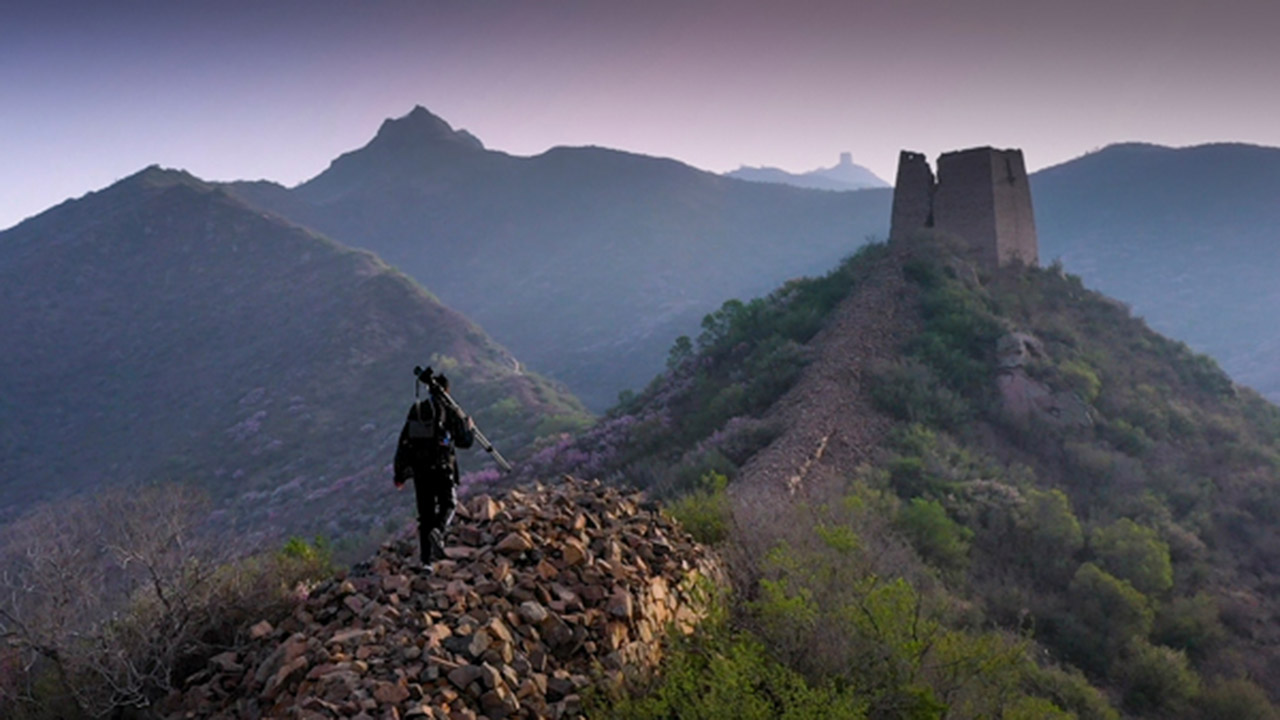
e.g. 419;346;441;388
889;147;1038;268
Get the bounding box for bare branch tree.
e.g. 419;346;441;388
0;483;217;717
1;481;329;718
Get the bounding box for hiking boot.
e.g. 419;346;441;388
428;529;447;562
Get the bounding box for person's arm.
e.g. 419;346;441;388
392;404;416;486
449;406;476;450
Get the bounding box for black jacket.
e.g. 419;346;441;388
393;393;475;485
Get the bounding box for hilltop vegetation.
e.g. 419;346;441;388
547;239;1280;718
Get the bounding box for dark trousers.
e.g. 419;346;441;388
412;470;456;563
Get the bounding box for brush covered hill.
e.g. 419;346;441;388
1033;142;1280;403
530;240;1280;718
228;106;892;410
0;166;589;540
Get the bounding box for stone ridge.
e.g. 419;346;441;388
164;477;722;720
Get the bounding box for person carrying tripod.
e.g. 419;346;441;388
393;371;474;570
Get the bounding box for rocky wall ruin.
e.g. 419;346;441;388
889;150;934;242
889;146;1038;268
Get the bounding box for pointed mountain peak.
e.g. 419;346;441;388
372;106;484;151
123;165;212;191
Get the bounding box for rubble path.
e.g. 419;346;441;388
730;250;919;529
166;478;722;720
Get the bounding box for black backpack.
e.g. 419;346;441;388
406;397;441;444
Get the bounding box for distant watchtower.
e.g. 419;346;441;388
889;147;1038;268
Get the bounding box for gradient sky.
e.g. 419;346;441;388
3;0;1279;231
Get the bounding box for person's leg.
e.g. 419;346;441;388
428;474;457;561
412;471;434;565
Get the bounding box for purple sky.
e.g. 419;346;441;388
3;0;1279;231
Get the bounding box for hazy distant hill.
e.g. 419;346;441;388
1033;142;1280;401
725;152;890;191
229;107;892;410
0;167;589;537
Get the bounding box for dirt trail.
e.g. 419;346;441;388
729;251;919;531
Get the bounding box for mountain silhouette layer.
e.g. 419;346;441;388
725;152;890;191
1033;142;1280;402
230;107;893;410
0;166;589;536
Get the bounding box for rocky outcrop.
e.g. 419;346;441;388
165;478;722;719
996;332;1092;427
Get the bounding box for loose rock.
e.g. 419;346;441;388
163;477;723;719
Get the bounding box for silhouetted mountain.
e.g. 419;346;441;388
1032;142;1280;401
726;152;890;191
0;166;589;536
229;107;893;410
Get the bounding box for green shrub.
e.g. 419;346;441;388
896;498;973;574
670;449;736;497
1091;519;1173;596
534;413;594;437
1001;696;1076;720
590;606;867;719
1021;488;1084;587
280;535;334;569
886;456;938;498
1166;342;1234;397
1195;678;1278;720
666;335;694;370
1023;664;1120;720
1117;640;1200;716
1101;418;1154;457
907;269;1003;398
1060;359;1102;404
1153;593;1226;660
868;359;971;429
1063;563;1153;672
665;472;732;545
746;508;1072;719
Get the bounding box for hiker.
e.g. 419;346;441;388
393;373;475;569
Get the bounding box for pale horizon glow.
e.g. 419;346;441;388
3;0;1280;230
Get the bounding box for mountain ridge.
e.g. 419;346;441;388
1032;140;1280;401
228;106;892;410
0;165;590;536
726;152;890;191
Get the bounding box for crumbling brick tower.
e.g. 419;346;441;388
889;147;1038;268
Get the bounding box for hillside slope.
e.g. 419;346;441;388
229;106;892;410
0;167;589;539
532;240;1280;717
1033;142;1280;402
